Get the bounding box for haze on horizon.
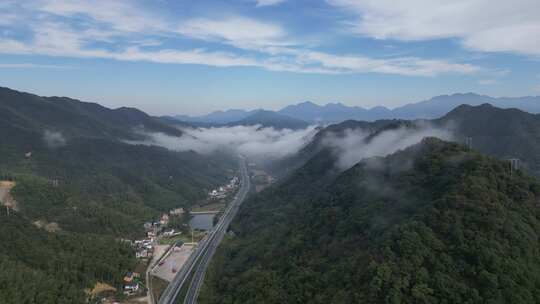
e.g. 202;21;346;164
0;0;539;115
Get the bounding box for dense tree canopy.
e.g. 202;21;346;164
0;209;135;304
0;86;236;301
201;139;540;304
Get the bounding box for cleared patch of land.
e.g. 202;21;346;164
86;282;116;297
159;230;206;246
33;220;61;232
151;244;195;282
0;181;17;210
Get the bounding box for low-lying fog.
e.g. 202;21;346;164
133;125;319;162
131;122;453;170
322;123;454;170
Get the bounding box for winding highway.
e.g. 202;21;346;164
158;156;250;304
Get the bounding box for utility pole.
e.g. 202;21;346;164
509;158;520;176
1;196;9;217
465;137;473;149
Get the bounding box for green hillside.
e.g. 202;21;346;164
436;103;540;175
0;87;235;236
0;87;235;302
274;103;540;179
0;208;135;304
201;138;540;303
269;119;402;176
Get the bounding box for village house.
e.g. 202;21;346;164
163;229;175;237
160;214;169;226
123;272;140;295
143;222;153;230
170;208;184;216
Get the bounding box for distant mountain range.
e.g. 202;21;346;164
173;109;261;124
170;93;540;125
225;110;309;129
165;109;309;130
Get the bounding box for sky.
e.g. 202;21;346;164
0;0;539;115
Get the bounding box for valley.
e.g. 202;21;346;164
1;2;539;303
2;87;540;304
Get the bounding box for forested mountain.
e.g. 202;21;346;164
272;103;540;179
0;87;235;302
0;209;135;304
0;86;182;139
0;87;234;232
201;138;540;303
435;103;540;175
269;119;403;176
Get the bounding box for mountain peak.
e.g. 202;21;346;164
451;92;482;97
298;101;318;106
324;102;348;109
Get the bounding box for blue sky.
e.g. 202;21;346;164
0;0;539;115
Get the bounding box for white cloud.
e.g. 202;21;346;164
254;0;287;7
0;0;482;76
533;84;540;93
116;47;260;67
178;17;290;50
32;0;167;33
130;125;318;161
328;0;540;56
297;51;479;76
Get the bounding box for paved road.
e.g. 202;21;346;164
158;157;250;304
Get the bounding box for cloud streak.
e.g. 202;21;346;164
254;0;287;7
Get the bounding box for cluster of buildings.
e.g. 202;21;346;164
135;208;186;258
209;176;239;200
134;238;154;259
122;183;237;298
118;208;188;299
122;272;141;296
